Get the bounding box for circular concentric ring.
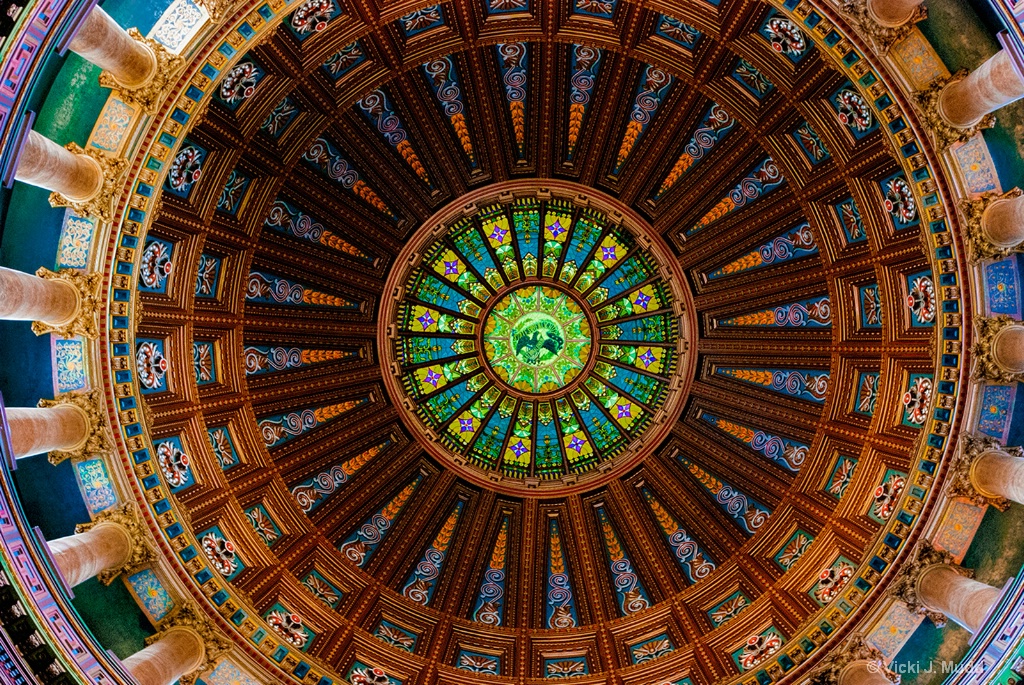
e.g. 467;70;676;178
380;182;694;495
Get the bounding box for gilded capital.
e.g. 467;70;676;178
961;188;1024;261
887;542;967;627
915;71;996;150
36;389;111;464
946;434;1014;509
972;315;1024;382
46;144;128;224
75;502;156;584
99;29;186;113
840;0;925;53
196;0;235;21
810;634;899;685
151;603;232;685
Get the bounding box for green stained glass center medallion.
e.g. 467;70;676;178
380;183;695;495
483;286;592;393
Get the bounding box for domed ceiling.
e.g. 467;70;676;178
109;0;965;683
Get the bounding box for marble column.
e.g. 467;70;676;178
14;131;103;202
939;50;1024;128
989;323;1024;375
0;267;80;326
867;0;923;27
839;661;896;685
971;448;1024;504
916;564;1001;633
5;404;89;458
47;522;132;588
981;193;1024;248
68;5;156;88
122;627;206;685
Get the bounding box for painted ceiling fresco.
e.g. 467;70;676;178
76;0;972;683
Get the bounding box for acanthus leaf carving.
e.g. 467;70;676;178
887;541;969;627
915;71;997;150
46;144;128;224
972;315;1024;383
97;29;186;114
74;502;156;584
36;389;111;465
946;434;1015;510
960;188;1024;262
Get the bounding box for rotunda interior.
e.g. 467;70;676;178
2;1;1024;685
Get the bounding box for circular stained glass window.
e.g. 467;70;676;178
483;285;592;393
380;184;694;495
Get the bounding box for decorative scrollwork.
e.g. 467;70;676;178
960;188;1024;261
97;29;186;114
972;315;1024;382
915;71;997;150
45;144;128;224
36;389;110;465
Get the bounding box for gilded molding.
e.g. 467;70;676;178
915;71;997;150
839;0;925;53
810;634;899;685
972;315;1024;382
960;188;1024;261
886;542;968;627
36;389;111;465
74;502;156;584
98;29;186;114
46;143;128;223
31;267;102;339
946;434;1014;510
151;603;232;685
196;0;236;21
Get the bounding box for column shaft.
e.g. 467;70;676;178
982;194;1024;248
840;661;894;685
992;324;1024;374
940;50;1024;128
6;405;88;458
15;131;103;202
48;522;132;587
69;6;156;88
973;449;1024;503
917;564;1001;633
122;627;206;685
0;267;79;325
867;0;922;27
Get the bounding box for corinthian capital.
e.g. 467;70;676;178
811;634;899;685
887;542;967;627
45;144;128;223
153;603;232;685
75;502;155;584
99;30;186;114
972;315;1024;382
36;389;111;464
30;267;102;340
915;72;996;150
946;434;1015;509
